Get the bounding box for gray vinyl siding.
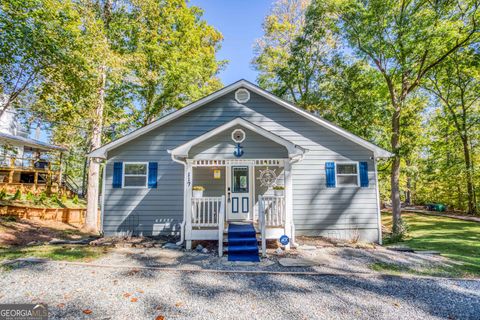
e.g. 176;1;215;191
103;89;380;242
192;167;225;197
190;126;288;159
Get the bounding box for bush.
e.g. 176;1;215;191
385;219;410;244
26;191;35;201
61;194;68;203
36;192;48;205
72;194;79;204
12;189;22;200
0;189;6;200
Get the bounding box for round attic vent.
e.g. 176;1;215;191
231;129;246;143
235;88;250;103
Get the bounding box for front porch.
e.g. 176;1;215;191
185;159;293;257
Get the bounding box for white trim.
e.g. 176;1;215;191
235;88;250;103
88;80;393;159
374;158;383;244
169;118;305;158
100;160;107;234
122;162;148;188
231;128;246;143
335;162;360;187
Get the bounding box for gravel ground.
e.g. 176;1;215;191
0;261;479;320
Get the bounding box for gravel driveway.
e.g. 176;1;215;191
1;260;479;320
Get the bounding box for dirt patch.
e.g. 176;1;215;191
0;216;93;247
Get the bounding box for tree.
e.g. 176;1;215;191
123;0;224;125
0;0;84;116
424;48;479;214
253;0;311;95
308;0;479;235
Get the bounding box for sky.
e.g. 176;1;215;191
189;0;272;85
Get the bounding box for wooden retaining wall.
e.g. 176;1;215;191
0;205;100;227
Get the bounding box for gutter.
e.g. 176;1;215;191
168;150;187;246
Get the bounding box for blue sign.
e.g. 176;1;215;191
279;235;289;246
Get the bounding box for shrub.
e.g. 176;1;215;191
72;194;79;204
26;191;35;201
61;194;68;203
0;189;6;200
37;192;47;204
12;189;22;200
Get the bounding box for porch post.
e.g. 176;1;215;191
284;160;293;250
185;161;193;250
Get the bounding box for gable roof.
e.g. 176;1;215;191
89;79;393;159
169;117;306;158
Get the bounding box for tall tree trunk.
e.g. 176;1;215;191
85;65;106;232
405;159;412;206
391;105;402;235
462;136;476;214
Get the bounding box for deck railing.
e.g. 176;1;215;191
191;196;224;227
259;195;286;257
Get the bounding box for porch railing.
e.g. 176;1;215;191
190;195;225;256
259;195;286;257
191;196;224;227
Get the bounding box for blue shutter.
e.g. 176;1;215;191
148;162;158;188
360;162;369;187
325;162;336;188
112;162;122;188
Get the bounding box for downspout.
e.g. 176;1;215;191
169;151;187;246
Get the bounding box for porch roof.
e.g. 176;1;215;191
168;117;306;159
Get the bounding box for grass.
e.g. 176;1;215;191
0;244;108;263
381;212;480;277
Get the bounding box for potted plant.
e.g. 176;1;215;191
273;185;284;196
192;186;205;198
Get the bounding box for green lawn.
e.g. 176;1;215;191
382;212;480;277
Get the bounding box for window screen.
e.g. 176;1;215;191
124;163;147;187
336;163;358;186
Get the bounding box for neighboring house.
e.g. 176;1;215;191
0;107;75;195
89;80;392;257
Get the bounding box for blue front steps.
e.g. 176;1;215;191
227;223;260;262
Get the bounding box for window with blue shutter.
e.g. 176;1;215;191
112;162;123;188
359;162;369;187
325;162;336;188
148;162;158;188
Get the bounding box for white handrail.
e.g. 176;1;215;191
191;197;223;227
218;195;225;257
261;196;285;227
259;195;266;257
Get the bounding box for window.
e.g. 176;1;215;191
336;163;359;187
232;166;249;193
123;162;148;188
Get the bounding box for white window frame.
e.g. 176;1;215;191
335;161;360;187
123;162;149;188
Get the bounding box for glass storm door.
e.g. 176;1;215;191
227;166;251;220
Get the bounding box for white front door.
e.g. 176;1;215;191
227;166;251;220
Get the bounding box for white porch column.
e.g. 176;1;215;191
284;160;293;250
185;161;193;250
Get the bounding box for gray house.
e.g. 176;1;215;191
89;80;392;258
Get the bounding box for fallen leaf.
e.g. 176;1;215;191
393;302;400;307
137;289;144;294
175;302;182;307
155;316;165;320
130;298;138;302
155;306;163;311
123;293;131;298
82;309;92;315
57;303;65;308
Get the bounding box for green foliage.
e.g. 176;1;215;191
61;194;68;203
0;189;6;200
12;189;21;200
25;191;35;201
36;192;47;205
72;194;79;205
